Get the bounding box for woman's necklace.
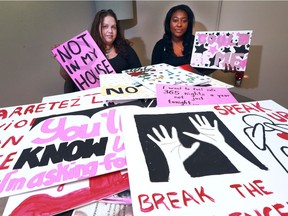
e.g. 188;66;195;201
105;46;113;58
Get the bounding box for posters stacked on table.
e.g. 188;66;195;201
0;89;143;215
51;30;115;90
0;88;104;122
190;30;253;71
121;100;288;215
122;63;211;92
42;85;137;107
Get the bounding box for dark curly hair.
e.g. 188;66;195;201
90;9;130;57
163;4;195;56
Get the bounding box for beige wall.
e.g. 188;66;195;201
123;1;221;66
213;1;288;108
0;1;96;107
0;1;287;108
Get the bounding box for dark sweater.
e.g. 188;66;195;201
151;37;215;75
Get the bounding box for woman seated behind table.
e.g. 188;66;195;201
60;9;142;93
151;4;236;75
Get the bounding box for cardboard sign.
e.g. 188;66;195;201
100;74;155;101
190;30;253;71
52;30;116;90
122;63;210;92
0;101;141;198
122;100;288;215
156;84;238;107
0;88;103;124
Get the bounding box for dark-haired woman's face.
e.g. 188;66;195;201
170;10;188;39
99;15;117;47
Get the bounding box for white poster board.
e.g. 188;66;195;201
122;100;288;215
0;93;140;198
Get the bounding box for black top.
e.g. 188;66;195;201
151;38;192;67
109;44;142;73
64;44;142;93
151;37;215;75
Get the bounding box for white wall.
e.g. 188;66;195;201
0;1;96;107
0;1;287;108
212;1;288;108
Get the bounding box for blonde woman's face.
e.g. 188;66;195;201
100;15;117;47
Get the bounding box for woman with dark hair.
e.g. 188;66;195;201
151;4;235;75
60;9;142;93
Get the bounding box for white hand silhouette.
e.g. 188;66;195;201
183;114;225;145
183;114;258;172
147;125;199;181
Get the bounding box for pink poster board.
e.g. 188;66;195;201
51;30;116;90
190;30;253;71
156;84;238;107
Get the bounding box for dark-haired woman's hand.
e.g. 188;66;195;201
59;66;72;81
223;63;237;73
51;44;61;58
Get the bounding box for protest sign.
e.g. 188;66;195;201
156;84;237;107
190;30;253;71
51;30;116;90
100;74;155;101
0;100;140;198
122;63;210;92
3;170;129;216
122;100;288;215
